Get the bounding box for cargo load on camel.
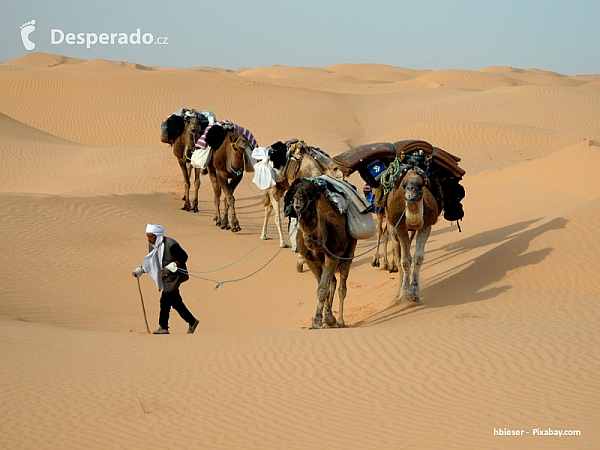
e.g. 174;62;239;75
160;108;216;145
333;140;466;224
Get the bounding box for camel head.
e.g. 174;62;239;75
181;115;204;160
401;168;430;204
285;178;318;219
184;115;203;141
231;131;250;154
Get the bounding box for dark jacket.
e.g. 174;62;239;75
148;236;189;292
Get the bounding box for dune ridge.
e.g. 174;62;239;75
1;52;600;449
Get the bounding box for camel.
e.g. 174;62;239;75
162;110;210;212
206;123;255;232
385;167;440;302
258;141;344;271
286;178;357;329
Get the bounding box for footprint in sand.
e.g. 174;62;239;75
20;20;36;51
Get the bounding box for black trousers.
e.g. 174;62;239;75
159;288;196;329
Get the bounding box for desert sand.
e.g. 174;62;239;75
1;52;600;449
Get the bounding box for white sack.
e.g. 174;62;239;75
347;199;376;240
190;146;212;169
252;161;276;189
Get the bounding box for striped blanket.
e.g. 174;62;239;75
195;120;258;150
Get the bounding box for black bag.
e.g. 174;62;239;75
204;124;227;149
440;177;465;222
160;114;185;144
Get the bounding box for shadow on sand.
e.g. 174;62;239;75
353;217;568;327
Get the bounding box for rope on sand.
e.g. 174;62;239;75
179;224;297;290
186;238;265;274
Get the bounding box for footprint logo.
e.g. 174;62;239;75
20;20;36;51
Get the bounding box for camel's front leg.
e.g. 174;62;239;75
406;225;431;303
335;262;351;328
190;165;201;213
223;176;242;232
371;213;384;267
335;239;356;328
323;274;338;328
313;259;337;329
179;160;192;211
209;173;223;226
260;203;272;240
272;196;286;247
303;255;325;330
395;229;413;302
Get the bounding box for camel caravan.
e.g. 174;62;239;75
160;109;466;327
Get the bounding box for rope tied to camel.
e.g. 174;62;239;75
316;202;412;261
179;221;300;290
380;157;401;194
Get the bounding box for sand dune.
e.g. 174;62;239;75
1;52;600;449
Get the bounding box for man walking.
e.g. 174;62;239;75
132;224;199;334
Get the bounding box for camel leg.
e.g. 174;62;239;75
272;196;286;248
261;204;272;240
179;160;192;211
260;189;273;240
406;225;431;302
387;232;399;273
371;213;382;268
296;255;305;273
214;175;233;230
335;239;356;328
336;260;351;328
311;258;337;329
303;255;325;330
396;229;413;302
383;224;398;273
305;259;328;330
323;274;338;328
190;165;201;213
209;172;223;226
224;176;242;232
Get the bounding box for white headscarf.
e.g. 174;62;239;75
142;224;165;291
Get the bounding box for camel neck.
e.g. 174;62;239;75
405;201;424;229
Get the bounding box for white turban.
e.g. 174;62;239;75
146;224;164;235
142;224;165;290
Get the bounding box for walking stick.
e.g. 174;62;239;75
136;277;151;333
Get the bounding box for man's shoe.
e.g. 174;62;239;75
187;319;200;334
152;327;169;334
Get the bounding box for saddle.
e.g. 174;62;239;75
334;139;466;224
333;140;464;179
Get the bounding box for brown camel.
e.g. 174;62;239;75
162;110;209;212
385;167;440;302
286;178;357;329
259;141;344;272
206;124;255;232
